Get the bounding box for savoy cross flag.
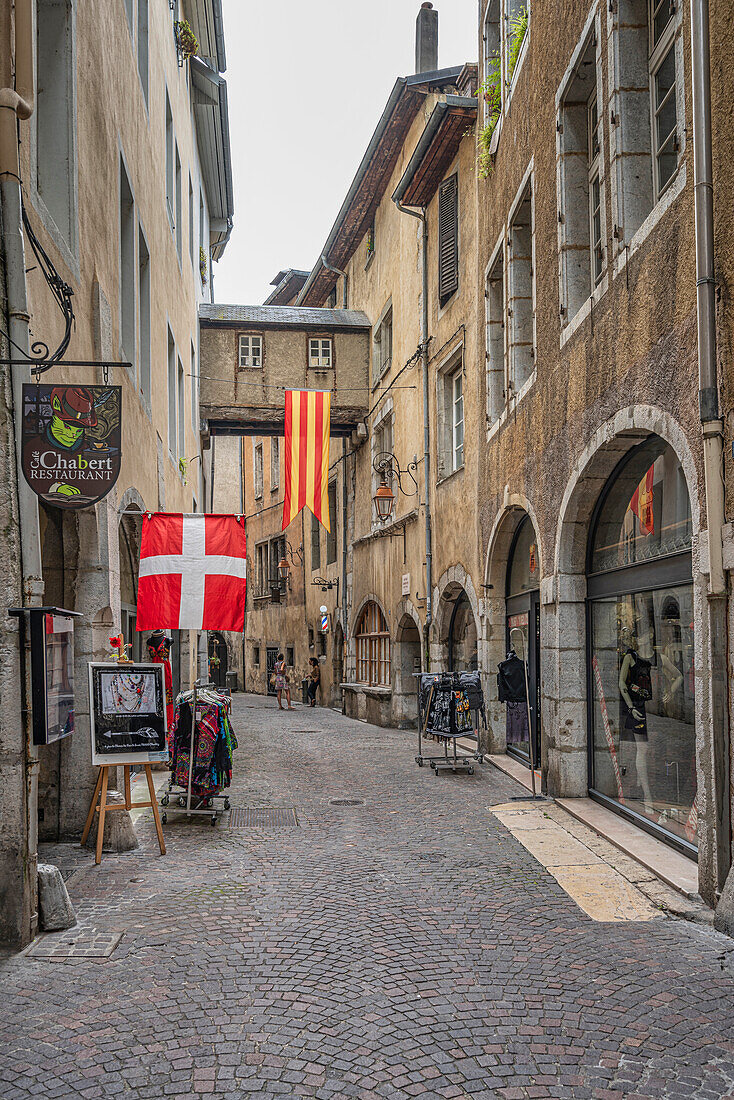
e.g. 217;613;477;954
136;513;246;632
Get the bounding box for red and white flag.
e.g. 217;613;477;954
136;513;246;632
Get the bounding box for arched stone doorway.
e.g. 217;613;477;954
208;632;229;688
119;511;142;661
483;502;543;767
552;408;710;880
394;606;422;727
332;622;344;709
437;582;478;672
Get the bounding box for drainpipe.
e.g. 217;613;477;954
690;0;730;896
393;199;432;665
320;254;348;309
341;438;348;636
0;0;43;944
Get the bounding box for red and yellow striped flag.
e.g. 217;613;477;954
282;390;331;532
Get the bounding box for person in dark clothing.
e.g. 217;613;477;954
307;657;321;707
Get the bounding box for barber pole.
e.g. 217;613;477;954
320;606;329;633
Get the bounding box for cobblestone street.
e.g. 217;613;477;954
3;695;734;1099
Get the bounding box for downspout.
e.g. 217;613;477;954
341;438;348;636
394;199;432;665
690;0;730;895
320;254;348;309
0;0;43;943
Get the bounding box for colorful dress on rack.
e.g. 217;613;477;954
148;638;174;750
170;696;238;797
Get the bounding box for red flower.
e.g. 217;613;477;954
109;635;122;648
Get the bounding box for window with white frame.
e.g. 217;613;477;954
609;0;682;247
139;228;151;406
165;92;174;229
505;0;529;86
239;334;262;368
486;249;505;426
254;543;267;596
270;436;280;492
119;157;136;367
650;1;678;200
438;352;465;478
177;357;185;459
326;481;338;565
558;26;604;323
309;337;332;368
481;0;528;123
508;181;534;395
167;328;176;457
253;442;263;500
452;369;464;471
174;143;182;261
373;303;393;384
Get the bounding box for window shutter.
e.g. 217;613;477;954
438;174;459;306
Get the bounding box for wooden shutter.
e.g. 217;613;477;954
438;174;459;306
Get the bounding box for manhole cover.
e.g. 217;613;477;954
25;930;122;959
329;799;365;807
229;807;299;828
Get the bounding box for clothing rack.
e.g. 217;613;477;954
160;679;233;826
415;672;485;775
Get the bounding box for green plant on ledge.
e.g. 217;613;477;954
175;18;199;61
178;457;188;483
199;245;208;286
507;6;529;84
477;53;501;179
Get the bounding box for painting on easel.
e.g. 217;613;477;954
89;662;167;767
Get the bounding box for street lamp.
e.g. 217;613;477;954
277;556;291;583
371;451;419;524
374;478;396;522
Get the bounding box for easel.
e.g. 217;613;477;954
81;763;166;865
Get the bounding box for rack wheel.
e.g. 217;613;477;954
224;799;230;810
161;794;169;807
178;796;185;807
468;767;475;775
206;798;213;808
211;815;217;826
161;812;167;824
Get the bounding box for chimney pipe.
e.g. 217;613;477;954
415;3;438;74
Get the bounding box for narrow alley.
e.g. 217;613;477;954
2;695;734;1099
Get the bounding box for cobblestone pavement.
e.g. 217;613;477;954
3;695;734;1099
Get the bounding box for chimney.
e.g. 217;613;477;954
415;3;438;74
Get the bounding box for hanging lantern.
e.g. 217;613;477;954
278;556;291;582
373;478;395;522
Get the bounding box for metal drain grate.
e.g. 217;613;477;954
329;798;365;807
25;930;122;959
229;807;299;828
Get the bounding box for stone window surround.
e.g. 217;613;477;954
484;161;537;441
372;298;394;389
31;0;80;281
481;0;531;128
555;4;610;337
435;342;465;484
253;440;264;500
606;0;687;272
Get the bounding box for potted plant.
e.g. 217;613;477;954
199;245;208;287
478;54;501;179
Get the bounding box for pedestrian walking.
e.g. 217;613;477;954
307;657;321;707
274;653;294;710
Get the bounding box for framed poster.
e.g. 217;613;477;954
88;662;167;766
28;608;78;745
21;384;121;509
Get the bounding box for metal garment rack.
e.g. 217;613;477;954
159;679;231;826
415;674;483;775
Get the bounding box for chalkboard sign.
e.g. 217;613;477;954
88;662;167;766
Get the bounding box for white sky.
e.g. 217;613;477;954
212;0;477;307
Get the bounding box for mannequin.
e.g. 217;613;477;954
619;623;683;816
147;630;174;749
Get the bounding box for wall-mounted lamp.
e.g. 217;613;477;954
372;451;419;524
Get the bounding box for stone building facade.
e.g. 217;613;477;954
201;0;734;908
0;0;233;949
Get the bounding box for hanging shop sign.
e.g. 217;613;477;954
21;384;122;509
88;662;167;766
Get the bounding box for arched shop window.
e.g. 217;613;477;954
355;602;391;687
506;514;541;765
587;437;696;855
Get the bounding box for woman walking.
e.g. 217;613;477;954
274;653;294;710
307;657;321;707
